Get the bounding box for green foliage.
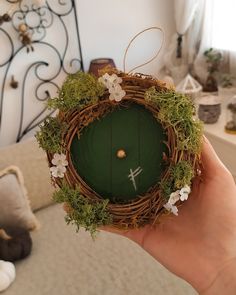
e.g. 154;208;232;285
145;88;203;153
160;161;194;199
220;74;234;88
47;71;105;112
171;161;194;189
53;184;112;237
204;48;223;74
35;116;67;153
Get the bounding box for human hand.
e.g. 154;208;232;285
102;137;236;294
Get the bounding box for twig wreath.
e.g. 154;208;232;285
36;69;203;235
36;27;203;236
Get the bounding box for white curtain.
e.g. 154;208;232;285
163;0;204;83
193;0;215;83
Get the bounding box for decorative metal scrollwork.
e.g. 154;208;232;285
0;0;84;146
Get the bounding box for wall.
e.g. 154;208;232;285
0;0;175;147
77;0;175;76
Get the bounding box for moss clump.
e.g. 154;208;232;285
171;161;194;189
47;71;105;112
35;116;67;153
145;88;203;153
53;184;112;237
160;160;194;199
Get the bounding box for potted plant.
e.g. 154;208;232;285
203;48;223;92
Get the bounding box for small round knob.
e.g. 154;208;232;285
116;149;126;159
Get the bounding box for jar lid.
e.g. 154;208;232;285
198;95;221;105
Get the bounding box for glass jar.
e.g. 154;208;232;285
225;95;236;134
198;95;221;124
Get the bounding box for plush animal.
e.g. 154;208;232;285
0;260;15;292
0;227;32;262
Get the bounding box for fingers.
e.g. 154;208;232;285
201;136;227;177
99;225;132;237
99;225;152;247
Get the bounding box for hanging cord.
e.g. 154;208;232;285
176;33;183;58
123;26;165;73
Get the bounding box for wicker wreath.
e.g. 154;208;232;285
36;69;203;235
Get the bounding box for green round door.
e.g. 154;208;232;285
70;103;166;203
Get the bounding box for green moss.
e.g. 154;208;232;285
171;161;194;189
145;88;203;153
47;71;105;112
160;160;195;199
53;184;112;237
35;116;67;153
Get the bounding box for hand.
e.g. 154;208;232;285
102;137;236;294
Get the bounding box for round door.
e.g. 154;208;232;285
70;103;166;203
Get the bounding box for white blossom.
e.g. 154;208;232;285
98;73;112;88
50;165;66;178
109;84;126;102
51;153;68;167
164;203;178;216
179;185;191;201
109;73;122;85
168;190;180;205
163;185;191;216
98;73;126;102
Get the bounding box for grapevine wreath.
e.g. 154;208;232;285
36;69;203;236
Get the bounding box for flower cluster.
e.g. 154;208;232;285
50;153;68;178
164;185;191;216
98;73;126;102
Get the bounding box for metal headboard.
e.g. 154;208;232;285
0;0;84;146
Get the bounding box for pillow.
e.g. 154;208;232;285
0;138;55;211
0;166;40;231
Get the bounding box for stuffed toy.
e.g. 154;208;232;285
0;260;15;292
0;227;32;262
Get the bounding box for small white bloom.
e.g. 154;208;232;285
98;73;112;88
164;203;178;216
168;190;180;205
98;73;123;89
109;73;122;85
179;185;191;201
51;153;68;167
109;84;126;102
50;165;66;178
99;73;125;102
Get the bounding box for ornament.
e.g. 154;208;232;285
18;23;34;53
36;70;202;235
0;13;11;26
10;76;18;89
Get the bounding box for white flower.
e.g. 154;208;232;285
179;185;191;201
51;153;68;167
109;84;126;102
98;73;125;102
164;203;178;216
98;73;122;88
50;165;67;178
168;190;180;205
163;185;191;216
98;73;112;88
109;73;122;85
